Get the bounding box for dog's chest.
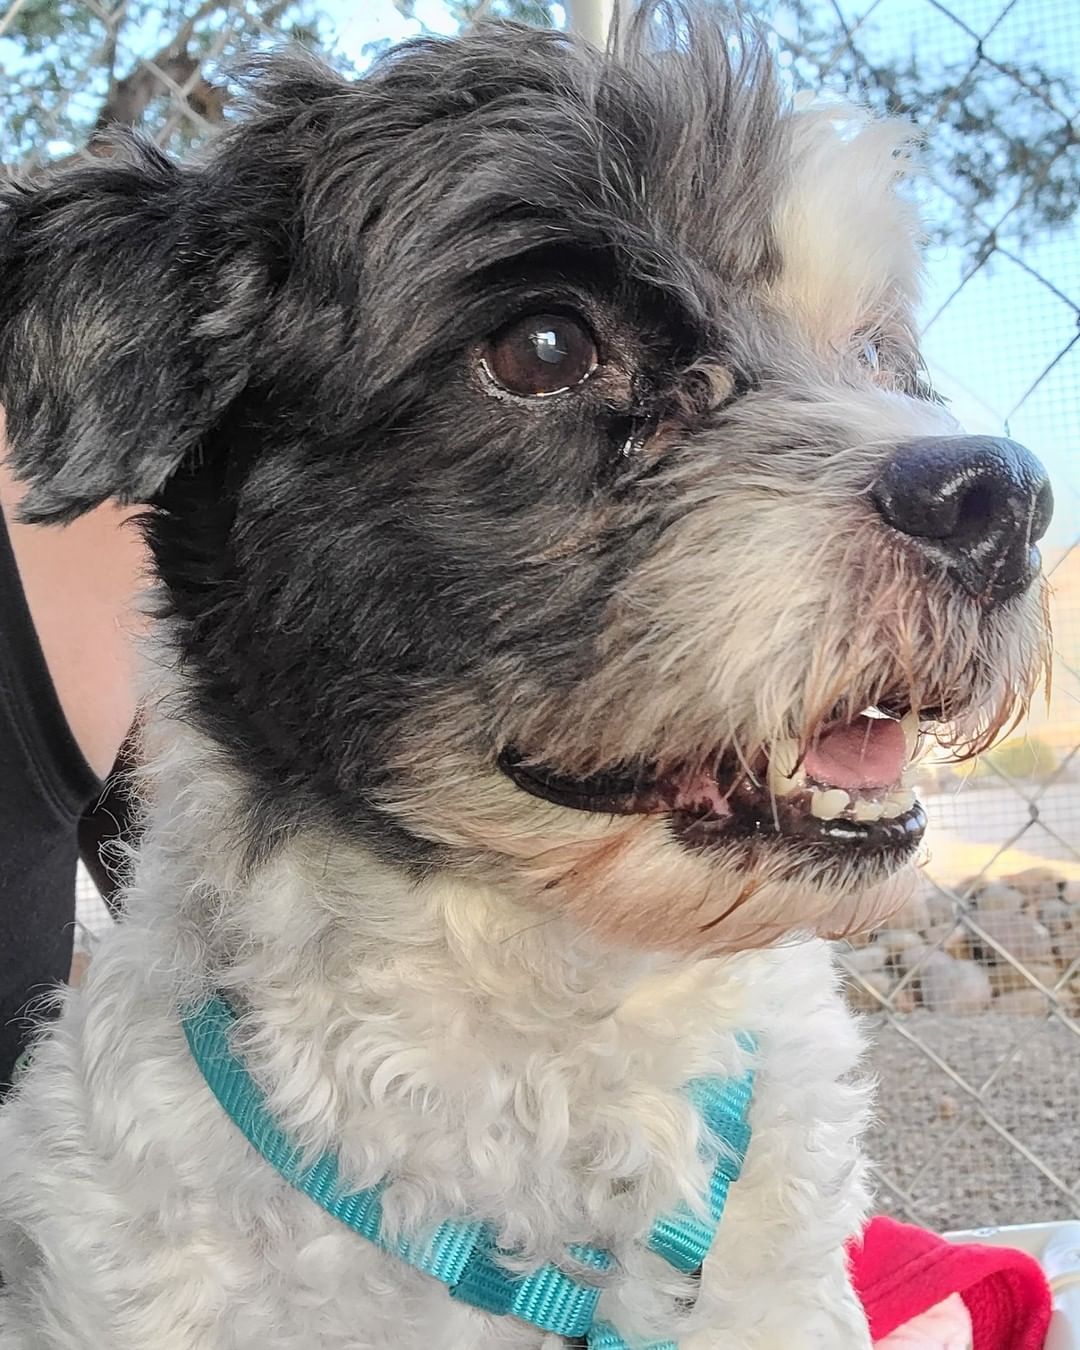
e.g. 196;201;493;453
148;940;864;1349
0;912;869;1350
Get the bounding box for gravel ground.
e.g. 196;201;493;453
863;1011;1080;1231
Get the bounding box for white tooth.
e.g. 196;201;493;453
766;766;799;793
880;788;917;819
811;788;851;820
768;739;802;799
900;767;919;789
901;711;920;759
853;798;886;822
770;738;801;779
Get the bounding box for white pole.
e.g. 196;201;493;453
564;0;617;48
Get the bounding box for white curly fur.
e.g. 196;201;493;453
0;715;874;1349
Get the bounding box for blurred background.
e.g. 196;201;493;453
1;0;1077;1233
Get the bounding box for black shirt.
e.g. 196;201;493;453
0;505;100;1089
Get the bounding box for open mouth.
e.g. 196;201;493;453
500;706;929;857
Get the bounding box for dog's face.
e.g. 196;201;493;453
0;8;1051;953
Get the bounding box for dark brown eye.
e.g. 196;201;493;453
482;312;598;397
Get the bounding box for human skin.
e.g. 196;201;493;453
0;409;145;780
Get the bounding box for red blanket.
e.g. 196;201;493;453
849;1217;1052;1350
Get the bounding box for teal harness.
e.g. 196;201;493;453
183;998;755;1350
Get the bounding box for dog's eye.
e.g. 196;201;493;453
482;313;598;397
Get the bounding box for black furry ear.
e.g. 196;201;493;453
0;135;264;523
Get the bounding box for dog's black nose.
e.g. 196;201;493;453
871;435;1053;604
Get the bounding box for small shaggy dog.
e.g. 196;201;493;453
0;6;1052;1348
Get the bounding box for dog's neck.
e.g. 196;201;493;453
137;719;787;1267
147;717;728;1013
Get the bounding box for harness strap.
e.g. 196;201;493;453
648;1073;754;1273
183;996;754;1350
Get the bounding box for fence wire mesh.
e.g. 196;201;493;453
2;0;1077;1235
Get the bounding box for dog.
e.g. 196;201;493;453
0;5;1052;1347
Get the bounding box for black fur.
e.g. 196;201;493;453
0;8;788;858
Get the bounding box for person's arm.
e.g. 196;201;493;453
0;410;147;781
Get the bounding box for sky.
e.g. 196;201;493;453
326;0;1079;550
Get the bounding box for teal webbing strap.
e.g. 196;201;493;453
451;1238;611;1333
183;996;754;1348
647;1051;755;1274
588;1323;677;1350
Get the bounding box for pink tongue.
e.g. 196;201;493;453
802;717;907;791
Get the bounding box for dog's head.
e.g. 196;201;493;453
0;6;1052;952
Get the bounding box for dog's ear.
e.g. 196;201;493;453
0;135;265;524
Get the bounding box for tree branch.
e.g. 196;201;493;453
90;0;300;137
92;0;233;134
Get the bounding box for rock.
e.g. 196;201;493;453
845;970;892;1013
919;951;993;1013
875;929;924;958
890;940;934;975
991;961;1060;996
973;882;1026;915
975;908;1055;966
891;986;917;1014
1026;962;1061;993
1004;866;1067;910
843;968;916;1014
942;923;975;962
840;945;919;1013
888;889;932;933
953;876;985;909
1057;931;1080;969
925;888;962;930
1039;899;1080;967
994;988;1049;1016
1039;896;1072;929
923;922;974;962
938;1093;960;1121
842;944;888;976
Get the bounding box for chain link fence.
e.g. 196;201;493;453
803;0;1080;1232
2;0;1077;1235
